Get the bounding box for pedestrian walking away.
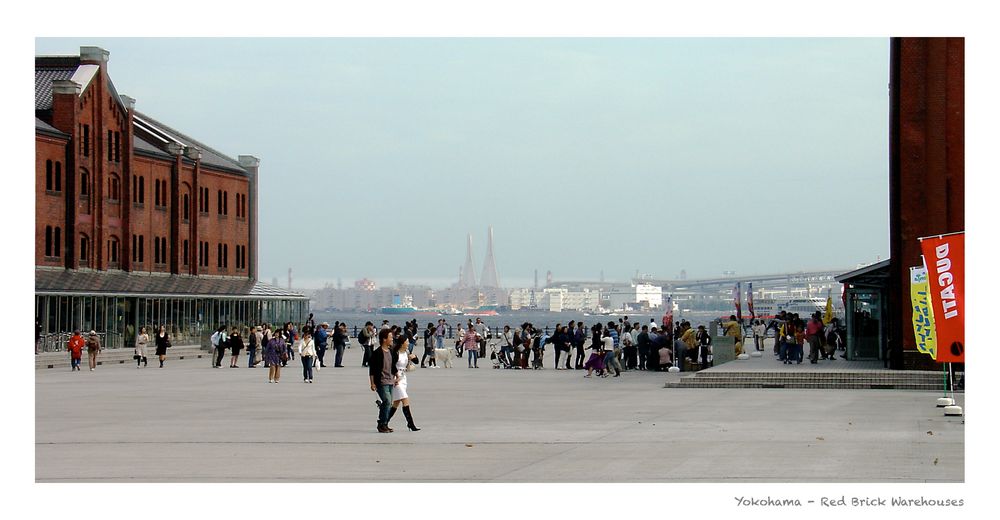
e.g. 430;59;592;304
67;329;84;371
85;330;101;371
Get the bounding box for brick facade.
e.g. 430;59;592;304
888;38;964;370
35;47;257;282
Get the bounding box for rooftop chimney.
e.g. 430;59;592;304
166;142;184;156
120;95;136;111
184;146;202;160
80;46;109;64
51;80;81;95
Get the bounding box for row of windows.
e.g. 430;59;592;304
48;230;246;272
76;124;122;163
44;163;247;218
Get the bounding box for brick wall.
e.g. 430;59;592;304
888;38;964;370
36;49;254;281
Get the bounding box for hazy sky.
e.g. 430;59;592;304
35;38;891;289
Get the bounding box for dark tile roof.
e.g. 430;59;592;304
36;269;307;299
134;112;249;175
35;67;76;110
36;117;69;138
132;134;173;159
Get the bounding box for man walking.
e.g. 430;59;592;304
369;328;399;433
314;322;329;368
332;323;348;367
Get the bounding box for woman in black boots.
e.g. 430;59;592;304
387;337;421;431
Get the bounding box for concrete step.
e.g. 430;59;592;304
36;345;209;370
665;369;950;390
665;380;945;390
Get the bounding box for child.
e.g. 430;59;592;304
67;330;84;371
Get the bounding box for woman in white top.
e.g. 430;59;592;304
299;332;316;383
388;337;421;431
134;327;149;368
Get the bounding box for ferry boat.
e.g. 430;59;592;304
380;305;417;315
747;297;842;319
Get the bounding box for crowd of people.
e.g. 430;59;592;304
62;310;846;433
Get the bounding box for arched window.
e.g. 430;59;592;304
223;191;228;215
54;227;60;257
217;243;223;267
54;162;61;192
44;225;52;256
45;160;53;191
138;176;144;203
108;174;120;201
223;244;228;268
217;190;223;215
108;236;120;265
183;193;190;220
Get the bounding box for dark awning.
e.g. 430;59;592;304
36;268;307;299
834;259;891;288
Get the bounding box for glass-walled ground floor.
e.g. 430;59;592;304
35;293;310;352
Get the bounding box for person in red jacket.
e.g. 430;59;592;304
67;330;85;371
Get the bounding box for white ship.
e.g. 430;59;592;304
750;297;841;319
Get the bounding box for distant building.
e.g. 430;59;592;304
34;46;307;351
607;284;663;311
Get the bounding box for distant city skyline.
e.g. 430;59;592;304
35;38;892;289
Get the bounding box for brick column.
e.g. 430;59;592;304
51;80;81;270
238;155;259;282
888;37;964;370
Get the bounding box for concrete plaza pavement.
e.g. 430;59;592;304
35;347;964;482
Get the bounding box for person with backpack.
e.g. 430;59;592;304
211;326;227;368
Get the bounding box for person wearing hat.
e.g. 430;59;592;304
85;331;101;371
67;330;85;371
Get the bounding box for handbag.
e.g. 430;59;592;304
406;362;416;372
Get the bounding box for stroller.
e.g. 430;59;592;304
490;343;514;369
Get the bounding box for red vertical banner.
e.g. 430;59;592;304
918;232;965;363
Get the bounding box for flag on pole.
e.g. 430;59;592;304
733;282;742;322
662;294;674;329
918;232;964;363
909;265;937;358
823;289;834;325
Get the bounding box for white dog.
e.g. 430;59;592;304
434;348;455;368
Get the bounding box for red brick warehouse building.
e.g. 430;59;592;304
35;46;307;350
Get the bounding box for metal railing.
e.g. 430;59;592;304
38;331;122;353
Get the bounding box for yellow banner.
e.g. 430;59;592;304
910;266;937;358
